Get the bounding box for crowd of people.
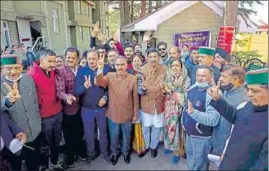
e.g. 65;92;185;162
1;23;268;171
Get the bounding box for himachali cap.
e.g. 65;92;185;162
1;54;20;65
245;68;268;85
198;46;215;56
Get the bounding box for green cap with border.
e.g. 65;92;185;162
1;55;20;65
198;46;215;56
245;68;268;85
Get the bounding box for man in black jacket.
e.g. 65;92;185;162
208;68;268;170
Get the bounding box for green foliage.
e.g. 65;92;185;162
108;9;120;35
238;0;264;16
234;33;249;47
232;50;263;61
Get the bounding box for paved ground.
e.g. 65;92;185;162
68;144;218;170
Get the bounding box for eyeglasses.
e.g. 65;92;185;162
158;48;166;51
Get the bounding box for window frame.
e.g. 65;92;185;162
52;9;60;33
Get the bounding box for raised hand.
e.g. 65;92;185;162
98;55;105;70
113;31;119;43
208;81;220;101
143;31;152;43
66;94;76;105
92;21;100;37
4;82;21;103
97;33;106;44
84;75;92;89
186;100;194;114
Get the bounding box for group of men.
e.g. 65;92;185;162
0;28;268;171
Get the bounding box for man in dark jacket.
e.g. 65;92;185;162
75;49;111;165
55;47;86;169
208;68;268;170
1;110;26;170
191;47;220;85
185;47;199;78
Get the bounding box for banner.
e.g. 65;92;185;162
174;30;211;49
217;26;235;54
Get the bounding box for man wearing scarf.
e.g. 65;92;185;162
1;54;42;170
182;65;221;170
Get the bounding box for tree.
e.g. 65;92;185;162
224;0;263;27
140;0;146;18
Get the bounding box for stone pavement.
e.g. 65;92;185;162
69;144;218;170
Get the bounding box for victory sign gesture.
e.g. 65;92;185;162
3;82;21;103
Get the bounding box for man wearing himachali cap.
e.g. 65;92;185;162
208;68;268;170
191;46;221;85
1;54;42;170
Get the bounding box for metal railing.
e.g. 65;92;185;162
32;37;47;52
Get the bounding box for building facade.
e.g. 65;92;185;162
1;0;109;56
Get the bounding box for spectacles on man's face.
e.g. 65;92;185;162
158;48;166;51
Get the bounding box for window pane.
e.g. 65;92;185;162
52;9;59;33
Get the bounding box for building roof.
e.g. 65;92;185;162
257;19;268;30
121;1;257;33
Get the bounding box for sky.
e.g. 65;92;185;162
249;1;268;24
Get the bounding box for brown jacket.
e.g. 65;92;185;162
96;72;139;123
137;64;166;114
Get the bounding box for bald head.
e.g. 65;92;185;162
169;46;181;60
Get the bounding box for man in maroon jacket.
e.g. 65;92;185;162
55;47;86;169
29;49;63;170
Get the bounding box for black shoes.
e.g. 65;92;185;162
123;154;130;164
111;155;118;165
63;156;75;170
151;148;158;158
138;149;149;158
86;157;94;165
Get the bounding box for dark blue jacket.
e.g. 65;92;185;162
75;65;111;109
26;51;35;67
183;87;213;137
191;64;220;85
1;110;23;150
185;58;197;78
210;99;268;170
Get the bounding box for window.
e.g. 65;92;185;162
80;26;84;41
78;1;81;14
52;9;59;33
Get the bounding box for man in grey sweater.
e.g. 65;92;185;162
212;65;249;157
1;54;42;170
